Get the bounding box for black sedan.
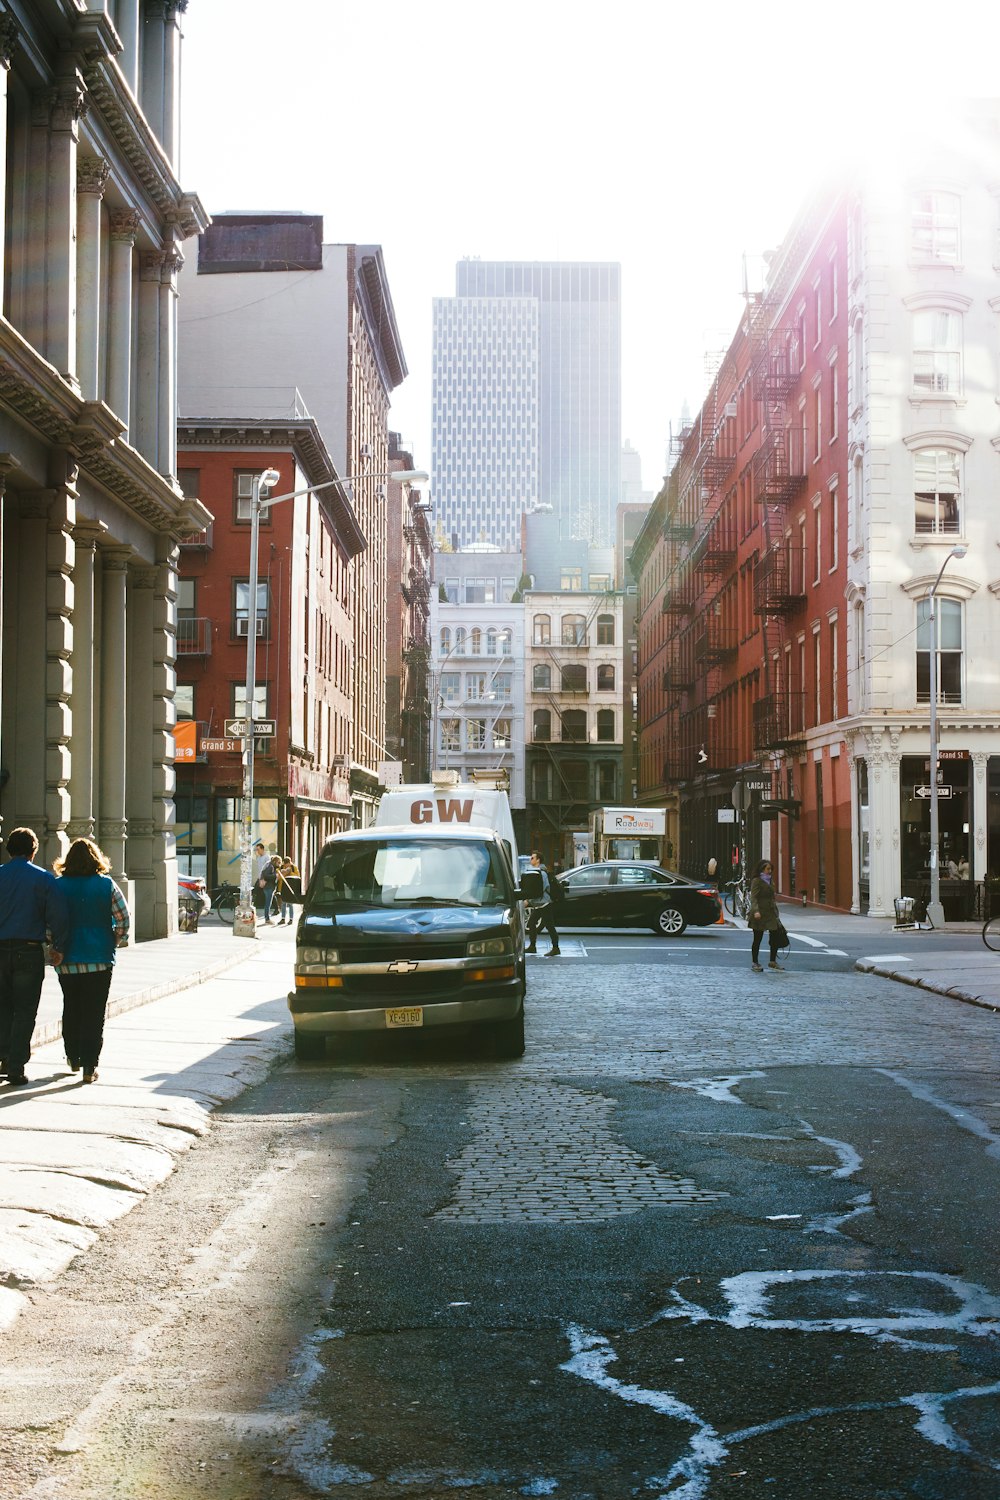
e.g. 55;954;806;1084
554;862;721;937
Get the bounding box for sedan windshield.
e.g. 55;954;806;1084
309;839;509;910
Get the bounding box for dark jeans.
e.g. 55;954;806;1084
751;928;781;964
58;969;113;1071
261;882;276;920
528;904;559;949
0;941;46;1070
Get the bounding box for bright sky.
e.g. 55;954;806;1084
179;0;996;497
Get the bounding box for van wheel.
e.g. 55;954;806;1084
294;1028;326;1061
488;1009;525;1059
653;906;687;937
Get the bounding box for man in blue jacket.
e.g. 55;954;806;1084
0;827;70;1086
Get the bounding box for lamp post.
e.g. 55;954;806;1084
233;463;429;938
925;543;967;929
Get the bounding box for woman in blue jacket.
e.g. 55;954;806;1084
53;839;130;1083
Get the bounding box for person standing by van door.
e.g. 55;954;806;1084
525;851;561;957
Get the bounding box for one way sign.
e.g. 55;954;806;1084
914;784;952;799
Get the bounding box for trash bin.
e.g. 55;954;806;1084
179;896;201;933
894;896;915;928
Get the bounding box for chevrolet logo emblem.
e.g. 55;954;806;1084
387;959;419;973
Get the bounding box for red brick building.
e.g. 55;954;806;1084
634;194;851;908
174;421;364;886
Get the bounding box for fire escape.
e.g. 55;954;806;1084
750;328;808;754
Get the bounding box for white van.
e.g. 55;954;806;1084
374;771;519;871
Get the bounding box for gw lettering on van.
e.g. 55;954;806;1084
410;798;475;824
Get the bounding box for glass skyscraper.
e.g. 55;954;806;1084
433;260;621;549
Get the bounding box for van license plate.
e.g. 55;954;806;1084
386;1007;423;1028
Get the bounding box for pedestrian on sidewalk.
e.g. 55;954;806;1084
748;857;782;972
0;827;70;1086
275;855;299;925
525;850;561;957
254;841;277;924
53;838;129;1084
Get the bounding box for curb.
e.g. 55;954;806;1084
854;960;1000;1014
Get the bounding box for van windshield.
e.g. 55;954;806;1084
308;839;510;911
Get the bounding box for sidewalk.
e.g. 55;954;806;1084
1;919;296;1331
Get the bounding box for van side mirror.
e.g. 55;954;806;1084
518;871;544;900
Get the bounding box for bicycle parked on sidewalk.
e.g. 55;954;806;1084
211;881;240;924
982;912;1000;951
724;877;750;920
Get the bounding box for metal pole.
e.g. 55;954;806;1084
235;475;262;935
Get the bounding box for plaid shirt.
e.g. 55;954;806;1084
53;882;130;974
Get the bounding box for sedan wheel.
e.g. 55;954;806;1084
654;905;687;937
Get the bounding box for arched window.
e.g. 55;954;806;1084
500;629;513;656
470;628;482;655
533;663;552;691
917;597;963;705
562;614;586;646
533;708;551;742
439;626;451;654
562;663;586;693
485;629;497;655
597;664;616;691
454;626;467;653
596;614;615;645
533;613;551;646
597;708;615;741
914;448;961;535
561;709;587;742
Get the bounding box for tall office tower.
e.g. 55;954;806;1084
433;261;622;549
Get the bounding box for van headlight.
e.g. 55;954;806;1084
297;947;339;970
467;937;512;957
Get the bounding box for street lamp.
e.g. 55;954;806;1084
925;542;967;929
233;464;429;937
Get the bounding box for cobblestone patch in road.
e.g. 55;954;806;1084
434;1079;726;1223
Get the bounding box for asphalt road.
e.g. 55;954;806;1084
3;952;999;1500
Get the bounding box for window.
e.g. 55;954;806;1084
829;356;839;440
175;683;195;719
561;760;589;798
500;577;517;602
531;760;551;799
233;683;268;719
912;191;960;263
828;616;839;721
234;470;273;526
533;708;552;742
598;761;617;800
917;597;963;705
439;626;451;654
828;480;839;571
500;629;513;656
234;579;269;638
444;578;459;604
813;379;822;460
177;578;196;618
533;663;552;691
561;709;587;742
454;626;467;653
465;578;495;604
440;719;460;752
589;574;611;591
597;664;616;691
596;614;615;645
493;673;512;701
813;500;822;585
533;613;551;646
440;672;460;703
470;628;482;656
914;448;961;534
597;708;615;742
562;614;586;646
485;629;497;655
560;567;583;591
561;663;586;692
467;719;487;750
913;310;962;395
813;280;822;346
466;673;488;700
492;720;511;750
177;468;200;499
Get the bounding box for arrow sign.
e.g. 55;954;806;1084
914;784;952;799
223;718;277;738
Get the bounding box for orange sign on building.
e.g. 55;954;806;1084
173;720;197;762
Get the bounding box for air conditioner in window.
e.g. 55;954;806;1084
236;618;265;637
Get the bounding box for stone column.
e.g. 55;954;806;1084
45;487;76;866
157;245;183;479
0;16;19;299
0;455;18;839
116;0;140;95
865;732;901;920
152;536;179;935
162;2;188;169
127;564;157;940
107;209;139;438
973;752;988;884
46;70;88;385
24;90;54;352
9;498;49;841
76;158;110;401
134;250;163;467
140;0;167;146
99;547;133;894
67;521;107;841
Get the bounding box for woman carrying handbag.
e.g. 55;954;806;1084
748;858;785;972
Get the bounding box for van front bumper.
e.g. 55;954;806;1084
288;987;522;1035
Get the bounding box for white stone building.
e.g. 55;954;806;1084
0;1;209;937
